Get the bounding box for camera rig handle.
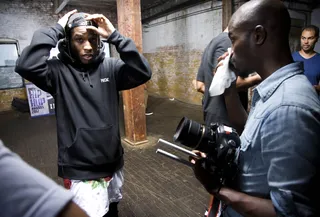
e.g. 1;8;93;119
156;139;197;167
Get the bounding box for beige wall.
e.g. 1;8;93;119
144;46;203;104
143;1;222;105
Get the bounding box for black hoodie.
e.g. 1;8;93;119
16;24;152;180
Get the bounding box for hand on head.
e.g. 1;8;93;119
58;10;115;39
85;14;116;38
58;9;78;28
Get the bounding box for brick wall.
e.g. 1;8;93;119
144;45;203;104
143;1;222;105
0;0;116;112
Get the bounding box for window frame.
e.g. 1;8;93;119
0;38;24;90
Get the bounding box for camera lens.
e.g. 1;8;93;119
173;117;211;151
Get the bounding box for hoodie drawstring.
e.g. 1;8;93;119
81;72;93;88
87;73;93;88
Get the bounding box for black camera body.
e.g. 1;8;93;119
173;117;240;189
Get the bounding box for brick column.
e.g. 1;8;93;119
117;0;148;145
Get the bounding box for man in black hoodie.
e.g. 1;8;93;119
16;10;152;217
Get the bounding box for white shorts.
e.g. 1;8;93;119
68;169;124;217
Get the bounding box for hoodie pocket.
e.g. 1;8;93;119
66;126;121;166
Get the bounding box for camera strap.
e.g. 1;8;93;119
215;201;227;217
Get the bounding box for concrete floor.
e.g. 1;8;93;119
0;95;209;217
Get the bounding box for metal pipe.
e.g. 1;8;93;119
156;149;193;167
158;139;197;157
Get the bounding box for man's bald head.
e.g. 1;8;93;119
230;0;291;41
228;0;292;77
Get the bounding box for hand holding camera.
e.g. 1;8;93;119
193;156;222;194
157;117;240;194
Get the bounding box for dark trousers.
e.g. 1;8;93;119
103;202;119;217
238;90;248;111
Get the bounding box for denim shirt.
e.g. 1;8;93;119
224;62;320;217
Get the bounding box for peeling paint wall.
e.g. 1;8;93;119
143;1;222;105
0;0;117;112
0;0;56;112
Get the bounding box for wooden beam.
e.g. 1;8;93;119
55;0;70;14
222;0;233;31
117;0;148;145
53;0;60;13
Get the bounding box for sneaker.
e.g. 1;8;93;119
145;111;153;116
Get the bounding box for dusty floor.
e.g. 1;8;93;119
0;95;210;217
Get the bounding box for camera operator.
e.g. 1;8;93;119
192;0;320;216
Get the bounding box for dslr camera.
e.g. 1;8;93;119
159;117;241;191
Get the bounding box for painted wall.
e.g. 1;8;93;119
0;0;116;112
0;0;56;111
143;1;223;105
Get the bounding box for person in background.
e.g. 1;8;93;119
144;83;153;115
194;27;261;127
292;25;320;95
